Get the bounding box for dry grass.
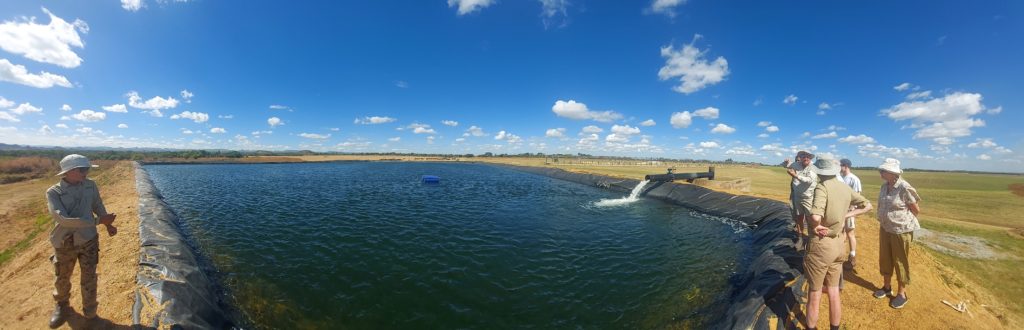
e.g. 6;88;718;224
0;156;57;184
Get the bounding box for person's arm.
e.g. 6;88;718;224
853;177;862;193
810;184;829;237
91;185;117;236
908;203;920;216
900;184;921;216
795;168;816;183
846;191;872;218
46;188;96;228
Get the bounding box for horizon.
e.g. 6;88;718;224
0;1;1021;172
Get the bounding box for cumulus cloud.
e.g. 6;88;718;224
699;141;720;148
180;89;193;103
354;116;396;124
441;120;459;127
37;124;52;135
551;100;622;122
906;90;931;100
61;104;71;111
121;0;144;12
710;123;735;134
893;82;912;91
0;8;87;68
658;34;729;94
72;109;105;122
693;106;719;119
838;134;876;144
726;145;758;156
210;127;226;134
857;144;923;159
267;116;283;127
407;123;436;134
269;104;292;111
818;102;832;110
494;130;522;143
218;114;233;119
448;0;496;15
102;104;127;113
882;91;990;144
464;125;486;137
647;0;687;17
581;125;603;134
147;109;163;117
977;154;991;160
545;128;566;138
170;111;209;123
757;121;771;127
611;124;641;136
783;94;798;105
388;137;400;142
670;111;692;128
127;91;179;110
299;132;330;139
0;97;13;108
967;138;997;149
812;131;838;139
765;125;779;133
9;102;42;115
55;123;67;129
640;119;656;126
539;0;570;28
0;58;72;88
117;123;128;129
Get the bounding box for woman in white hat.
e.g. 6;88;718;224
872;158;922;309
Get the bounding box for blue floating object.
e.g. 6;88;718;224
421;175;441;184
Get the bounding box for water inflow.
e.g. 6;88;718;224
593;180;650;207
144;163;750;328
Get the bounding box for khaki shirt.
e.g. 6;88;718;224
811;176;870;236
877;178;921;234
790;162;818;207
46;179;108;248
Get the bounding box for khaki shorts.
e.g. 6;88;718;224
804;235;845;291
845;217;856;231
791;200;812;217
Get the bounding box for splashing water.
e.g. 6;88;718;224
593;180;650;207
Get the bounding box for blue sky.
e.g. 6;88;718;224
0;1;1021;172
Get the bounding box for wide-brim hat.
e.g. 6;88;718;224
57;154;98;176
878;158;902;174
813;156;840;176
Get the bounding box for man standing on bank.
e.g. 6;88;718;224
805;156;872;330
839;159;862;270
45;154;117;328
783;151;817;246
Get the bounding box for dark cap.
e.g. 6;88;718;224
840;158;852;167
796;151;814;159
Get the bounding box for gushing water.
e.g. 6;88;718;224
593;180;650;207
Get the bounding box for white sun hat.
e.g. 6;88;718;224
57;154;99;176
878;158;902;174
813;156;840;176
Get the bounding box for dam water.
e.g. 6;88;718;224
144;162;752;328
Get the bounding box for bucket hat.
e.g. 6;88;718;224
878;158;902;174
813;156;840;176
57;154;98;176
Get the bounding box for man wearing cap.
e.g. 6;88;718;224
804;156;872;330
838;159;862;270
782;151;817;244
45;154;117;328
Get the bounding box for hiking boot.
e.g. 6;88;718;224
873;287;893;299
49;302;70;329
890;294;909;309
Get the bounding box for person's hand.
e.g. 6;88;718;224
104;224;118;237
99;213;116;226
814;225;829;238
783;158;792;167
787;168;798;177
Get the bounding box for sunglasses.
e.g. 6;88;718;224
77;167;90;174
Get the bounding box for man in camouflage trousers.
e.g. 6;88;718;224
45;154;117;328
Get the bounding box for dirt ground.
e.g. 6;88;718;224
0;157;1017;329
0;161;139;329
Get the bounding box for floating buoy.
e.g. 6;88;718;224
421;175;440;184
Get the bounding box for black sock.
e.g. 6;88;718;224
830;325;840;330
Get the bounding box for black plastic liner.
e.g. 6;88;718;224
133;162;232;329
502;165;805;329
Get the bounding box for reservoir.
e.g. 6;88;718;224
144;162;752;328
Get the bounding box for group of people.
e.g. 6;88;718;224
785;152;922;330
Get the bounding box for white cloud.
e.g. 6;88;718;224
448;0;496;15
394;80;409;88
9;102;42;115
801;131;811;138
977;154;991;160
605;133;630;143
894;82;912;91
693;106;719;119
59;115;69;121
117;123;128;129
0;58;72;88
699;141;720;148
441;120;459;127
783;94;798;105
180;89;193;103
582;125;603;133
102;104;127;113
539;0;570;28
299;132;330;139
465;125;486;137
670;111;692;128
269;104;292;111
72;109;105;122
210;127;226;134
354;116;396;124
0;8;87;68
812;131;838;139
658;35;729;94
757;121;771;127
146;109;163;117
38;124;53;135
726;145;758;156
640;119;656;126
0;97;13;108
987;106;1002;115
388;137;400;142
75;127;102;135
409;123;436;134
818;102;831;110
710;123;735;134
551;100;622;122
329;127;340;131
121;0;144;12
610;124;641;136
218;114;233;119
882;92;989;143
170;111;209;123
61;104;71;111
494;130;522;143
127;91;179;110
857;144;923;159
906;90;932;100
757;133;769;138
55;123;67;129
765;125;779;133
545;128;566;138
838;134;876;144
647;0;687;17
967;138;997;149
826;125;846;131
454;137;465;142
267;116;283;127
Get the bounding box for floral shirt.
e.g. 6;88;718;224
877;178;921;234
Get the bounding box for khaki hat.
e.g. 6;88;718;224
57;154;98;176
813;156;840;176
878;158;902;174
